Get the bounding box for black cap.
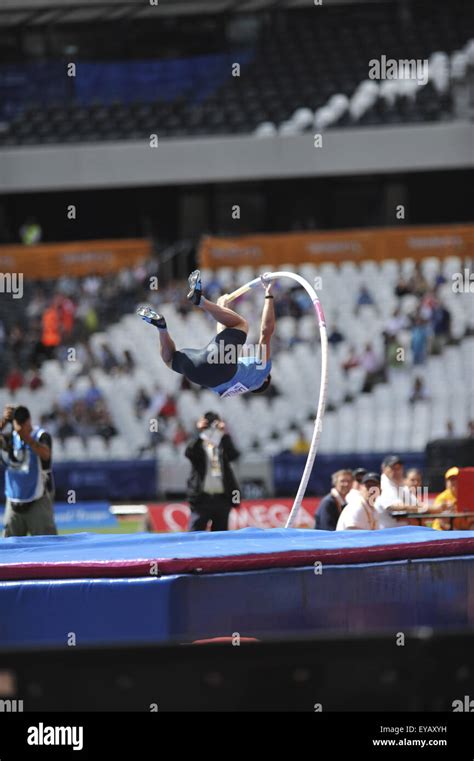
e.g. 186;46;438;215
204;411;220;424
353;468;367;483
362;472;381;486
382;454;403;468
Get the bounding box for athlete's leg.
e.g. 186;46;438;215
201;295;248;334
158;329;177;367
136;306;176;368
187;269;248;333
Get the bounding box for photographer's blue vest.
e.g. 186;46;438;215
3;427;47;503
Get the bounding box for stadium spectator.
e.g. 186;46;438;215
355;284;375;314
98;343;120;374
345;468;367;512
336;472;381;530
409;262;429;297
445;419;455;438
71;399;94;441
121;349;136;374
375;455;418;528
59;381;78;411
185;411;240;532
134;388;151;418
26;287;47;321
79;301;99;334
0;404;57;537
5;366;24;395
95;403;118;443
147;384;166;419
41;301;61;359
385;307;408;337
467;420;474;438
172;421;188;447
360;342;384;392
430;466;468;531
404;468;424;505
26;366;43;391
431;298;452;350
409;376;430;404
291;429;310;455
71;340;97;376
394;275;412;298
314;469;352;531
56;411;76;443
84;376;103;407
419;290;437;322
433;268;447;290
411;315;430;365
341;345;359;374
8;324;25;359
57;294;76;338
328;325;345;346
405;468;423;492
159;394;177;420
19;217;42;245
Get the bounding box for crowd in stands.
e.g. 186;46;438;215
0;255;470;457
314;458;473;532
0;259;160;388
134;386;189;456
39;376;118;446
325;262;455;396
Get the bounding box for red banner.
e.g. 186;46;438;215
148;498;319;532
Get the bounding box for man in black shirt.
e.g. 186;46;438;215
314;469;352;531
185;411;240;532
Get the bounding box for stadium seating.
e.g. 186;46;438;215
0;0;472;146
2;254;471;461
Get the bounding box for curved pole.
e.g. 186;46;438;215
226;271;328;528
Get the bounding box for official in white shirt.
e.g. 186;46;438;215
374;455;417;528
337;473;381;530
345;468;368;511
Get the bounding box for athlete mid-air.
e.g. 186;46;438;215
137;270;275;397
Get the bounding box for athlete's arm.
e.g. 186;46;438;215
258;282;275;361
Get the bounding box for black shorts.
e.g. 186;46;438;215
171;328;247;388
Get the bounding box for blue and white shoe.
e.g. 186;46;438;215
187;269;202;305
136;305;167;330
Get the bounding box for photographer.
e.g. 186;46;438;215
1;405;57;537
185;411;240;532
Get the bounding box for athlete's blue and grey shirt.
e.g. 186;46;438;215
210;356;272;397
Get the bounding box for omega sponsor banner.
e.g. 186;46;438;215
148;498;319;532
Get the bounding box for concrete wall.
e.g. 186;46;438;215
1;122;472;193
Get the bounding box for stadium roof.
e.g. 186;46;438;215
0;0;388;26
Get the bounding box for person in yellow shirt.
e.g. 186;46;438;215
292;429;310;455
431;467;468;530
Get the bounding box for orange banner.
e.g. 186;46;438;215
199;225;474;268
0;238;151;279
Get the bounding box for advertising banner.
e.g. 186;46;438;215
148;497;319;532
199;224;474;268
0;238;151;279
